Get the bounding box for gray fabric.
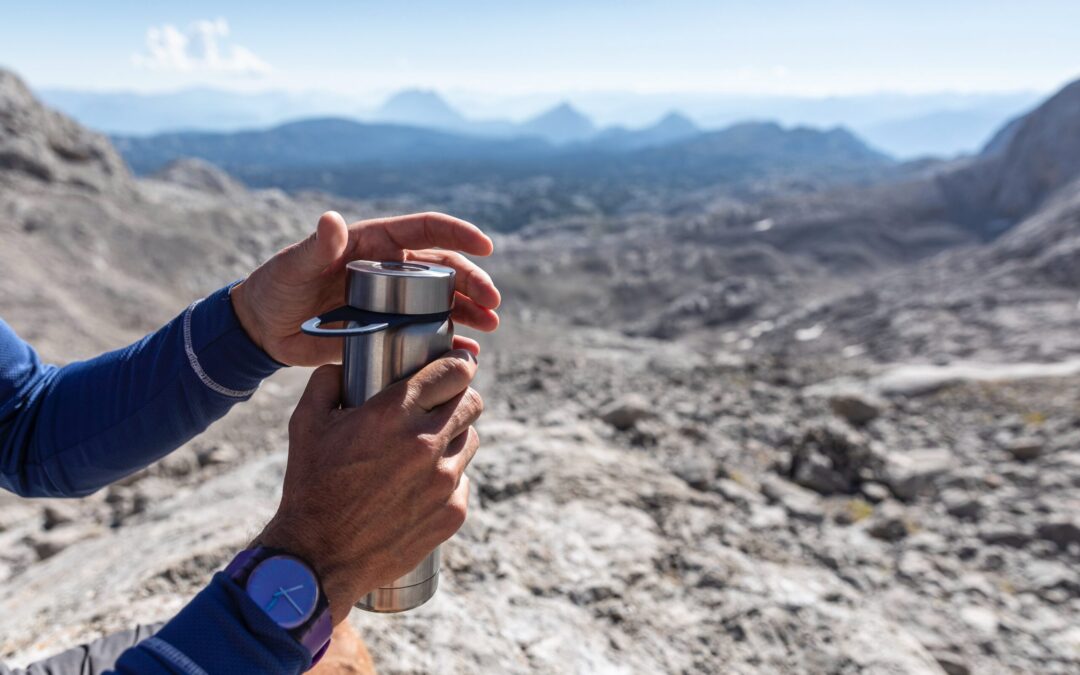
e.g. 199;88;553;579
0;623;164;675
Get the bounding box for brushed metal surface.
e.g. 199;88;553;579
342;261;455;613
345;260;455;315
354;573;440;614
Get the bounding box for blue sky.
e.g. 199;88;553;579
2;1;1078;98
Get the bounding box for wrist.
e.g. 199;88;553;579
253;517;369;625
229;279;267;354
225;547;333;668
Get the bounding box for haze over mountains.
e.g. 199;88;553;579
112;115;892;229
39;85;1042;158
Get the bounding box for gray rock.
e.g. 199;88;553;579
866;501;912;542
196;442;241;467
828;390;885;425
860;481;891;503
1035;519;1080;547
978;524;1032;548
941;489;984;521
42;502;80;530
932;652;971;675
27;525;103;560
879;447;954;501
597;393;656;431
1004;436;1044;461
787;421;872;495
958;605;999;638
761;476;825;523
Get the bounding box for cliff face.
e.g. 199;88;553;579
940;78;1080;232
0;70;129;193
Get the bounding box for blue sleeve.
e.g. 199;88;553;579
0;284;282;497
1;288;308;673
110;574;309;675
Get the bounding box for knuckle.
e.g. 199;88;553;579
440;356;473;382
463;388;484;415
415;432;444;457
441;500;468;533
432;465;459;496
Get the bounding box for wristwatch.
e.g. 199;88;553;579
225;547;333;668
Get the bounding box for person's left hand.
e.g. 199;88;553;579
230;211;501;366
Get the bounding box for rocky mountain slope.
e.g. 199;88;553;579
941;78;1080;233
1;68;1078;674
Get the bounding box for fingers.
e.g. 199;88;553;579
451;292;500;332
405;249;501;310
300;365;343;409
368;212;494;257
406;349;478;412
291;366;342;433
424;474;470;545
426;387;484;445
452;335;481;356
281;212;349;280
441;426;480;476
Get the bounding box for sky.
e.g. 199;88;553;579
2;0;1079;100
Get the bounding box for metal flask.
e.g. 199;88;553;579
301;260;455;613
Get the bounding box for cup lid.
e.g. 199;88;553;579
345;260;455;315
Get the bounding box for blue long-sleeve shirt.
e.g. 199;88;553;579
1;285;309;674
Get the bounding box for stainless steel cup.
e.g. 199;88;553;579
301;260;455;613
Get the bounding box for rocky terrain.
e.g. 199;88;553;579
1;67;1078;674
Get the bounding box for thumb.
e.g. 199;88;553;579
297;365;343;415
285;211;349;278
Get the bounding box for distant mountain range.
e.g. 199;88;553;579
113;113;892;207
38;86;1044;158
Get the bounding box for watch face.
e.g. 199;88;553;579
246;556;320;629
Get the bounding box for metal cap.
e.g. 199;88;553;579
345;260;455;315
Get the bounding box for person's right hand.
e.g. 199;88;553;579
254;350;483;624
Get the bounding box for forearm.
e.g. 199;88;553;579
0;285;281;497
110;574;308;675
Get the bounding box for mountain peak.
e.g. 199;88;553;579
648;111;698;137
375;88;465;129
523;102;596;144
653;111;697;130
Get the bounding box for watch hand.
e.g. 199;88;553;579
265;590;282;612
280;586;305;615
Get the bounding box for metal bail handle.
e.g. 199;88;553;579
301;305;451;337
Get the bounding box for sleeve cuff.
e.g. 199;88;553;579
182;284;284;399
118;573;309;674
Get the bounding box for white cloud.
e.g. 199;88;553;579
132;18;271;76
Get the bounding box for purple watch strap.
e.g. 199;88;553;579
226;547;333;667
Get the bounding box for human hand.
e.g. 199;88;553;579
230;212;501;366
254;350;483;623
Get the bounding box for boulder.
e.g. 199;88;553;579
828;390;885;425
597;393;656;431
878;447;954;501
761;476;825;523
1035;520;1080;548
1004;437;1044;461
866;502;913;542
786;421;873;495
